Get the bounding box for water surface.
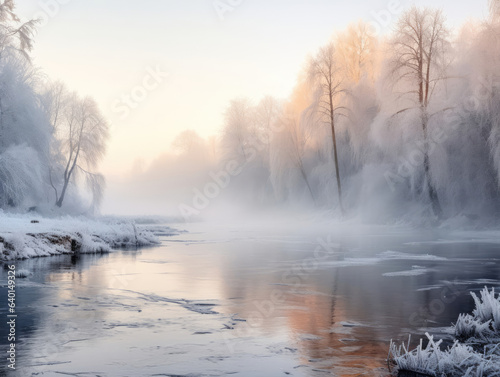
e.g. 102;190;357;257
2;222;500;376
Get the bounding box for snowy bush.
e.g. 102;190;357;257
389;288;500;376
455;288;500;346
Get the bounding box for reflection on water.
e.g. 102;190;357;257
1;223;500;376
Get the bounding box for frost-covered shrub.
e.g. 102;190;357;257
455;314;496;344
455;288;500;346
471;288;500;328
389;334;499;377
389;288;500;376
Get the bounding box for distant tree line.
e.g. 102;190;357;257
173;2;500;222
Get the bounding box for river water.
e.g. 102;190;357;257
2;221;500;376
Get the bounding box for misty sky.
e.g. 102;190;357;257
14;0;490;214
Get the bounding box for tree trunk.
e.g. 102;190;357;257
56;178;70;208
298;163;317;206
421;110;443;218
330;96;345;215
423;153;442;218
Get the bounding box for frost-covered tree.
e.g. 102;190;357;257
334;21;380;168
157;1;500;223
171;129;206;156
220;98;255;164
0;40;53;208
50;93;109;209
0;1;110;213
41;81;69;204
389;7;451;218
0;0;60;210
309;42;348;214
171;129;211;169
254;96;281;168
0;0;37;61
468;5;500;210
270;110;316;204
335;21;378;84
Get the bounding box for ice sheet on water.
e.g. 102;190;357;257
119;289;220;315
319;250;447;269
405;238;500;246
445;278;500;286
321;257;383;267
339;321;366;328
383;268;434;277
298;333;323;341
378;250;447;261
183;301;219;315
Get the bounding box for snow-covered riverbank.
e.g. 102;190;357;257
0;213;167;260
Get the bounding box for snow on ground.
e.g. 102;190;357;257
0;212;166;260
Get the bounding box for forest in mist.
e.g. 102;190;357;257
108;1;500;224
2;0;500;225
0;1;108;215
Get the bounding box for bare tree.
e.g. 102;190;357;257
41;81;68;203
171;130;206;155
309;42;347;215
42;81;67;131
390;7;450;218
255;96;281;167
270;111;316;204
336;21;378;83
52;94;109;208
221;98;254;164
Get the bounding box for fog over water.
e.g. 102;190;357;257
3;222;500;376
104;4;500;230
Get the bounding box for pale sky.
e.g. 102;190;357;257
16;0;489;180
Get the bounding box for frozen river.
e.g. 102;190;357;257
2;221;500;376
